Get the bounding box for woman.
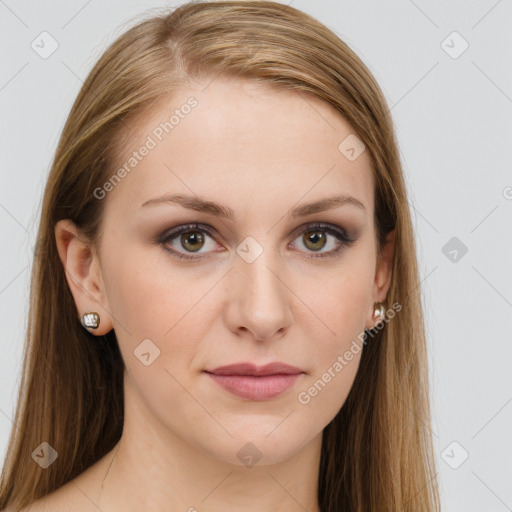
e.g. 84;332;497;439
0;1;440;511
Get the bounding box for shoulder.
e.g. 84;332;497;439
2;446;118;512
6;453;114;512
2;491;62;512
9;481;99;512
7;483;90;512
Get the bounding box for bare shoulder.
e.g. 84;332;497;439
2;446;118;512
8;481;94;512
10;490;63;512
1;495;54;512
2;488;69;512
6;448;117;512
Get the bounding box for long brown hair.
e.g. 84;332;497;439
0;2;440;510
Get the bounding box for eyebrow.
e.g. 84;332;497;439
140;193;366;220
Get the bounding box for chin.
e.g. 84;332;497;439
197;428;311;468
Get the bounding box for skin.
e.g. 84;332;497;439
29;77;394;512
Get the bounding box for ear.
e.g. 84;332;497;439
366;229;395;329
54;219;113;335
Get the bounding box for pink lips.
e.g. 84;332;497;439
204;362;304;401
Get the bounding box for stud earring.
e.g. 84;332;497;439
81;312;100;330
373;301;385;322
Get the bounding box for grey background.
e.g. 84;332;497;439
1;1;511;510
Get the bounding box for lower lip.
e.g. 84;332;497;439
205;372;303;400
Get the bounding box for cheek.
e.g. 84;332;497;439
295;347;361;433
290;252;374;420
101;240;218;341
101;253;233;418
296;250;375;345
102;252;220;421
291;292;367;434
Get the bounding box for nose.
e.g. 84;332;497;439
223;250;293;341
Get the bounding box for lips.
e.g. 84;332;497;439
207;362;304;376
204;362;305;400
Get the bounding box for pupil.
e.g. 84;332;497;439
182;231;204;252
305;231;326;251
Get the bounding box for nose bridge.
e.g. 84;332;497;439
228;236;292;338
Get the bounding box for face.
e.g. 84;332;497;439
58;77;394;466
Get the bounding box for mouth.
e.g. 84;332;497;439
204;362;305;401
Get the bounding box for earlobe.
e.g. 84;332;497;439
54;219;113;336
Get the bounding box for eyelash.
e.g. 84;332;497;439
157;222;356;261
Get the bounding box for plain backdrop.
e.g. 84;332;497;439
1;1;511;510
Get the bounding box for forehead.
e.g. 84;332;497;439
104;77;375;221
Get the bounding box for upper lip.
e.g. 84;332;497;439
205;362;304;376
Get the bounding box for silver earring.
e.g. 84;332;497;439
81;312;100;330
373;301;385;322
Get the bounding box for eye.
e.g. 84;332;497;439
158;223;220;260
290;223;356;259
